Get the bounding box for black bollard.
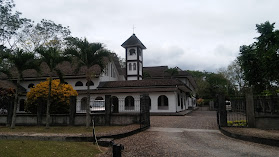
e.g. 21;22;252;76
112;143;124;157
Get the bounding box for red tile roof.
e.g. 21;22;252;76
98;79;184;88
78;87;179;94
94;79;192;94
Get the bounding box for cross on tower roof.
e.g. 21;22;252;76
133;25;136;34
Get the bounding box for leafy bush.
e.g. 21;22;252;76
227;120;247;127
197;98;204;106
25;79;78;114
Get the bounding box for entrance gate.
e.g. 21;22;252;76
227;97;248;127
217;95;248;127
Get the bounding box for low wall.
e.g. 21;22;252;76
0;113;140;126
255;115;279;129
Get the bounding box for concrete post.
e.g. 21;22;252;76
69;96;76;126
105;95;111;125
218;94;227;127
246;88;255;128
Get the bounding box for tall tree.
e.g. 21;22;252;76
218;59;245;94
0;0;30;49
65;37;110;128
35;47;67;128
16;19;71;52
1;49;38;128
187;70;233;99
238;21;279;93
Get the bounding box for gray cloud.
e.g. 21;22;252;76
14;0;279;72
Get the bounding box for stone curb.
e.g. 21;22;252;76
219;127;279;147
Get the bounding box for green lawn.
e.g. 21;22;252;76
0;126;122;134
0;140;104;157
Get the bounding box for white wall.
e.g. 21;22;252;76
149;92;177;113
127;76;138;80
21;80;43;92
75;92;182;113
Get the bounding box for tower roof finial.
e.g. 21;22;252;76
133;25;136;34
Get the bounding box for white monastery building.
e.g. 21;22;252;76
0;34;197;114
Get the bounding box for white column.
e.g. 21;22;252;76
76;97;81;113
134;95;140;112
118;96;125;112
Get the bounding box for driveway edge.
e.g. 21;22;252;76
219;127;279;147
0;126;149;146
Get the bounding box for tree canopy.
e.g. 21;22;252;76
0;0;29;48
238;21;279;93
187;70;234;99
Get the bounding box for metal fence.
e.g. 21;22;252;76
254;96;279;116
90;100;105;113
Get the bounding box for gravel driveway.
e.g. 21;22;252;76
101;110;279;157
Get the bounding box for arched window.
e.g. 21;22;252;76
129;63;132;71
125;96;134;110
28;83;34;88
86;81;94;86
92;97;105;112
129;48;136;55
133;63;136;70
158;95;168;110
81;97;87;111
75;81;83;86
95;96;103;100
19;99;25;112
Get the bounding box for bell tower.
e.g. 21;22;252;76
121;34;146;80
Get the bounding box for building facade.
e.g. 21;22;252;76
0;34;197;114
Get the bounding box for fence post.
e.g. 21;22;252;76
69;96;76;126
37;97;43;126
218;94;227;127
245;88;255;128
105;95;111;125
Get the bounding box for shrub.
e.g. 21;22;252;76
227;120;247;127
26;79;78;114
197;98;204;106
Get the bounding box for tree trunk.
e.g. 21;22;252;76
86;80;91;128
46;77;52;129
10;77;20;129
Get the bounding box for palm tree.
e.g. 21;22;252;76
36;47;67;128
2;49;38;129
65;37;110;128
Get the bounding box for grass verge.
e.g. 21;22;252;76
0;140;104;157
0;126;122;134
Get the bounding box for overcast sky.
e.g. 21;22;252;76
14;0;279;72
